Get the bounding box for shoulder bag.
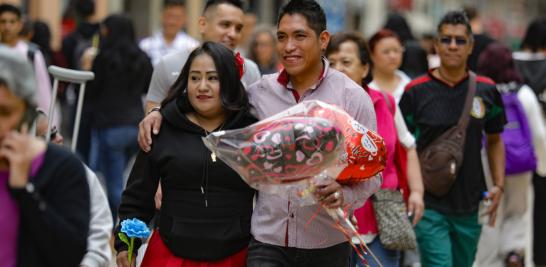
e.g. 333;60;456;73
418;72;477;197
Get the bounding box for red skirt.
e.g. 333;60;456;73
141;231;247;267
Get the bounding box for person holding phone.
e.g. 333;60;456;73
0;46;90;266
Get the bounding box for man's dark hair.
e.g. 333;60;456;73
75;0;95;18
162;42;249;114
277;0;326;36
520;17;546;52
0;4;22;19
203;0;243;15
164;0;186;9
437;10;473;38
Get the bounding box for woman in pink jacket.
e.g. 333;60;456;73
325;32;425;267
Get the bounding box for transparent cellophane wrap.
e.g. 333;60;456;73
202;100;386;207
202;100;386;266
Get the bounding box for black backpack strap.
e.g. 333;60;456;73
27;46;36;64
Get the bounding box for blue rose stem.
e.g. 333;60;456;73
118;232;135;265
128;237;135;264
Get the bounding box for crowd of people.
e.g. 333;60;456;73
1;0;546;267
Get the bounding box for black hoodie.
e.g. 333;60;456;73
514;51;546;111
115;98;257;261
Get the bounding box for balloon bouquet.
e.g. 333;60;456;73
203;100;386;266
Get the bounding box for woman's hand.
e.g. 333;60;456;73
407;191;424;225
0;127;46;188
116;251;136;267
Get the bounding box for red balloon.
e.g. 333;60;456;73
308;106;386;185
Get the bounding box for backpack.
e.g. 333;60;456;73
26;42;40;66
500;84;537;175
72;32;94;70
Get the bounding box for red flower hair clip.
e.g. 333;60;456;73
235;52;245;80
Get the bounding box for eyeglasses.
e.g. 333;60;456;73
438;36;469;46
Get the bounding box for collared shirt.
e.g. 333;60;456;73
248;57;379;249
139;31;199;66
146;49;261;104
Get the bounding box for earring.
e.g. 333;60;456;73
183;88;187;94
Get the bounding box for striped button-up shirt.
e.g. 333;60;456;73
248;58;380;249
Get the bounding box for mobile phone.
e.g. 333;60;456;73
16;108;38;132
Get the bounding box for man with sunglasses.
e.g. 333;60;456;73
399;11;506;267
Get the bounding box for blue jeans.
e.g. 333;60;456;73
90;126;138;221
350;237;401;267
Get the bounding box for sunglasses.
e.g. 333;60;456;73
438;36;469;46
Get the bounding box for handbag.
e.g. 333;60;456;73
418;72;477;197
372;189;417;250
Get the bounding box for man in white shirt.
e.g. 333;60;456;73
141;0;260;116
0;4;52;119
139;0;199;66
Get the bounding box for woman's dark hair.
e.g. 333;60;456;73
162;42;248;115
520;17;546;52
98;14;147;74
384;13;414;43
477;43;522;84
278;0;326;37
31;21;53;64
368;29;402;54
325;32;373;86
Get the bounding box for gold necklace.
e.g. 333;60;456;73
203;122;225;163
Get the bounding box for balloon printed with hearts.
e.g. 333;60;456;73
202;100;386;198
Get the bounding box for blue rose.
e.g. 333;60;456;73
120;218;151;239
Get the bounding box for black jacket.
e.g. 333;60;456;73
115;99;256;261
85;48;152;129
468;34;496;72
400;40;429;79
10;144;90;267
61;22;100;69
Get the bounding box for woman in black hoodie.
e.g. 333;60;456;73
115;42;256;267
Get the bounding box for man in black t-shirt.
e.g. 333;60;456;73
399;11;506;267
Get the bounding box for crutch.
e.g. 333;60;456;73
47;65;95;152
